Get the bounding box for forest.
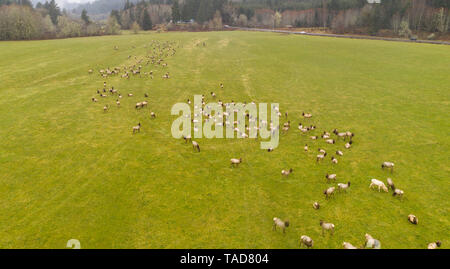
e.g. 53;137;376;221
1;0;449;40
0;0;120;40
114;0;449;38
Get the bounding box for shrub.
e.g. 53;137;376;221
0;5;43;40
105;16;121;35
399;19;412;38
57;16;82;38
131;21;140;34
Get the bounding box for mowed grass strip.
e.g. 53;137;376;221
0;31;448;249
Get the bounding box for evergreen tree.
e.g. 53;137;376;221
196;0;211;23
171;0;181;22
124;0;131;10
81;9;90;25
110;9;122;26
0;0;32;6
142;10;152;30
45;0;61;25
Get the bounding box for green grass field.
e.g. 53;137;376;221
0;31;449;249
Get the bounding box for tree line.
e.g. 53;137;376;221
169;0;448;37
110;0;449;37
1;0;449;40
0;0;120;40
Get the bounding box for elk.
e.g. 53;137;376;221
273;217;290;233
365;234;381;249
281;168;293;177
302;112;312;118
183;135;191;143
343;242;357;249
325;173;336;182
344;141;353;149
393;188;404;199
331;156;338;164
381;162;395;172
230;158;242;167
192;141;200;152
132;123;141;134
337;182;350;192
317;153;327;162
408;214;418;225
428;241;442;249
313;202;320;210
324;187;335;199
300;235;313;248
320;220;335;236
369;179;388;192
387;178;395;190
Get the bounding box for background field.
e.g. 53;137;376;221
0;31;448;249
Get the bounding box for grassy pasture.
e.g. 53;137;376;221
0;31;448;249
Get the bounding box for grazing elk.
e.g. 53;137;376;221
183;135;192;143
192;141;200;152
387;178;395;190
369;179;388;192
